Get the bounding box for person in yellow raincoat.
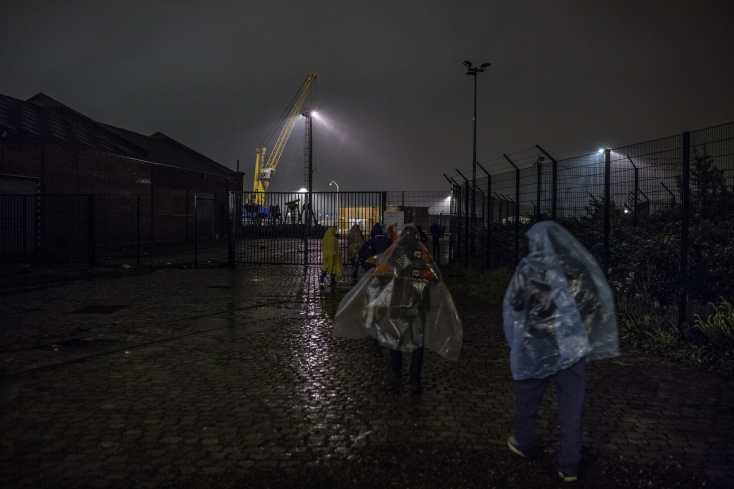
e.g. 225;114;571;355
319;227;343;287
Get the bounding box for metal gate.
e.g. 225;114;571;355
229;191;383;264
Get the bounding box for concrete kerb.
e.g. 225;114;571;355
0;264;732;488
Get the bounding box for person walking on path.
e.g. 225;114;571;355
335;224;463;394
429;221;445;264
319;226;343;288
503;221;619;483
346;224;365;282
358;223;392;271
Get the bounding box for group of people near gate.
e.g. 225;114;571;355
318;219;619;483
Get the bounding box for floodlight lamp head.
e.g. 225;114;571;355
481;63;490;69
463;61;472;67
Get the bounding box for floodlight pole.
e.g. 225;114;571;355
302;110;314;264
464;60;490;256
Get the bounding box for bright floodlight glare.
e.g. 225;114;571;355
297;188;308;193
598;149;604;153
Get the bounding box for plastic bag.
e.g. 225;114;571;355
334;224;463;360
503;221;619;380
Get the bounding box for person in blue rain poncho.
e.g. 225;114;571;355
503;221;619;483
334;224;462;393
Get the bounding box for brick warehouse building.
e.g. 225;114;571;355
0;92;244;260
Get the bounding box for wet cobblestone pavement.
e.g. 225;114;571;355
1;265;733;488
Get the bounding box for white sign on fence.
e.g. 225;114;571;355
383;211;405;235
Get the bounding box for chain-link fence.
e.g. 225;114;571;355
447;122;734;325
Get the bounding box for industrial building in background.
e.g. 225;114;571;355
0;92;244;264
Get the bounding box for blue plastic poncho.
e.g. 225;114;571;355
334;224;463;360
503;221;619;380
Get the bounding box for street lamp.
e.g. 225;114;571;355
464;60;490;254
330;180;339;231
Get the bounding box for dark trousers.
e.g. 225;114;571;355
432;238;440;262
319;271;335;284
350;258;360;279
513;357;586;476
389;347;424;382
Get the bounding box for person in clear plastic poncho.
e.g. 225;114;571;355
503;221;619;482
334;224;462;392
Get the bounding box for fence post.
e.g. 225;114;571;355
455;180;462;264
678;132;691;326
603;149;611;276
536;145;557;221
464;181;470;267
477;162;491;270
502;154;521;266
87;194;95;266
137;194;141;270
455;169;470;267
553;160;557;221
487;177;492;269
448;186;455;264
228;192;235;267
536;161;542;221
515;169;520;266
627;156;639;227
22;196;28;263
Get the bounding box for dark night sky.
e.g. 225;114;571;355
1;1;733;191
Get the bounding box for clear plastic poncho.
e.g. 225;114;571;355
334;224;463;360
503;221;619;380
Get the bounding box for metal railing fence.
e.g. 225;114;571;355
229;190;453;265
0;194;94;264
229;191;383;265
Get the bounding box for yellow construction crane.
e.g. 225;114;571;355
253;73;317;205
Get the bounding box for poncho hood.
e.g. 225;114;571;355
370;223;384;239
503;221;619;380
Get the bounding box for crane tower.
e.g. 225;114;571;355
253;73;316;205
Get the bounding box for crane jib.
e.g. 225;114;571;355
252;73;317;206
